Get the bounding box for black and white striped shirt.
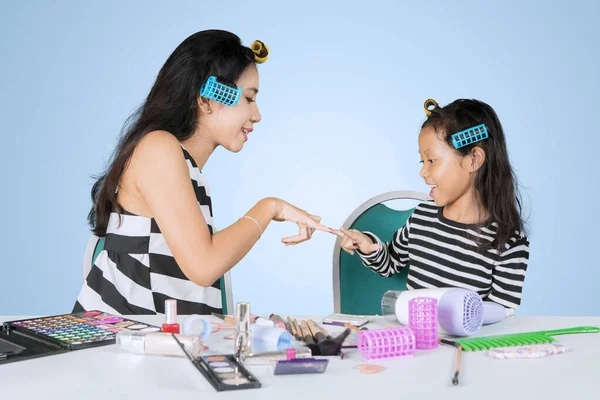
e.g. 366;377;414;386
358;201;529;313
74;146;222;315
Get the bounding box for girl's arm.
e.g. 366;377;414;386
358;222;411;277
339;218;412;277
488;235;530;315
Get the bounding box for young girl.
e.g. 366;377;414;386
340;99;529;315
74;30;333;315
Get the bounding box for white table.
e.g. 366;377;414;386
1;315;599;399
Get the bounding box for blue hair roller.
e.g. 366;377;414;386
451;124;489;149
199;76;242;106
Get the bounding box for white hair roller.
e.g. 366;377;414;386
182;314;212;339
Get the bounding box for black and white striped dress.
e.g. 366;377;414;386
358;201;529;314
74;146;222;315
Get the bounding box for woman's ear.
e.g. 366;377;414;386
470;146;486;172
197;96;213;116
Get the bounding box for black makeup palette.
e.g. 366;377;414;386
172;333;261;393
171;318;261;391
0;311;161;364
195;355;261;391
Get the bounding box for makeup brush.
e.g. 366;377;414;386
307;320;351;356
293;319;302;340
298;320;321;355
307;320;328;342
439;338;462;386
300;320;316;345
319;324;332;340
269;314;287;329
344;323;368;332
287;316;301;341
307;320;339;355
211;312;236;324
329;328;352;355
212;312;261;325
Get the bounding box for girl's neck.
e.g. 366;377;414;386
443;189;489;225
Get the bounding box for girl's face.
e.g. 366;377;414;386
418;126;477;207
200;65;262;152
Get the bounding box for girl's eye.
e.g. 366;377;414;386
246;97;255;103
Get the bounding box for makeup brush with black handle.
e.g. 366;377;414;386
307;320;351;356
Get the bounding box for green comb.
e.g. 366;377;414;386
452;326;600;352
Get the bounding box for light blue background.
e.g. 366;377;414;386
1;1;598;316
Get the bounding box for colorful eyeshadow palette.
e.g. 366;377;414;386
0;311;161;364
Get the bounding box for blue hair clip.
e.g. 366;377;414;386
451;124;489;149
199;76;242;106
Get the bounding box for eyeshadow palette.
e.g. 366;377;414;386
273;357;329;375
196;355;261;392
0;311;161;364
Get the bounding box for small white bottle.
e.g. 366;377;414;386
116;331;203;358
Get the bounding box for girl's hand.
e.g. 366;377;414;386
339;228;380;255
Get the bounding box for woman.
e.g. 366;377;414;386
74;30;332;315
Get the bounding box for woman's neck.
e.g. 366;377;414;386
180;131;217;170
443;189;488;225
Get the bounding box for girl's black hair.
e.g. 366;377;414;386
422;99;525;251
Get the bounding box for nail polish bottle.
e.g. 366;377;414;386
162;299;180;334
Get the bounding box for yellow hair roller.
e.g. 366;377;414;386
424;98;439;116
251;40;269;64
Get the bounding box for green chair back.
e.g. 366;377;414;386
336;203;415;315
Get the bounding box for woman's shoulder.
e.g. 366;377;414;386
136;130;183;157
130;131;187;178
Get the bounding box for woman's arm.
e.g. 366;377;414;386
129;131;330;286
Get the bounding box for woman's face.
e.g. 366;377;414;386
200;65;262;152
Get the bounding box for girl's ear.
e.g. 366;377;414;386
470;146;486;172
